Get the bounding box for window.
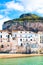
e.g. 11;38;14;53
8;35;10;38
0;35;2;42
12;34;16;38
20;39;22;41
40;36;43;43
1;45;4;48
31;44;38;48
15;34;16;37
26;39;28;41
1;35;2;38
21;43;23;46
7;35;10;42
30;39;32;41
0;35;2;38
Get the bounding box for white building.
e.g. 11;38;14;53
0;30;43;54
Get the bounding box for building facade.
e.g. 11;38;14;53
0;30;43;54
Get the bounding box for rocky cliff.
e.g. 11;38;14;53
2;13;43;32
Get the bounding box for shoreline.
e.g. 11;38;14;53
0;54;43;58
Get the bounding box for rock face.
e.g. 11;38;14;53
2;20;43;32
2;13;43;32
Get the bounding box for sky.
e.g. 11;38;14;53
0;0;43;30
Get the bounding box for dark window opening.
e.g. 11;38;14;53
0;35;2;42
27;43;28;44
30;39;32;41
20;39;22;41
1;35;2;38
1;45;4;48
0;35;2;38
21;43;23;46
40;36;43;43
26;39;28;41
8;35;10;42
8;35;10;38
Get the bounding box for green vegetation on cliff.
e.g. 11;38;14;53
13;13;43;21
4;13;43;23
2;13;43;31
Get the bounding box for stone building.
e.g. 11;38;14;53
0;30;43;54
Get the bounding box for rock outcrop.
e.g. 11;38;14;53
2;13;43;32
